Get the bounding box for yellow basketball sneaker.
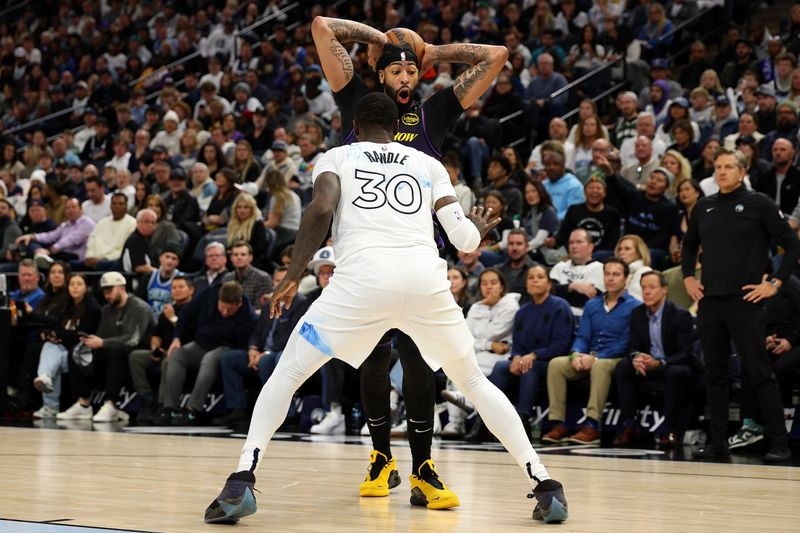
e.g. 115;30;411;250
409;460;460;509
359;450;401;497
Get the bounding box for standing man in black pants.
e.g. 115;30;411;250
311;16;507;507
682;148;800;462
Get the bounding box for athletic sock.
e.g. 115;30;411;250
742;418;764;432
360;340;393;460
406;417;433;473
584;418;600;431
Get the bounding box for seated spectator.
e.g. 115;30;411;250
8;259;45;309
692;138;720;182
666;118;701;163
481;155;523;218
163;166;201;240
77;192;137;271
709;95;739;141
542;258;641;445
81;117;113;167
214;266;309;430
526;53;568;125
542;150;585;220
222;241;272;308
204;168;238;231
121;208;159;275
456;247;485;299
448;266;472;315
128;275;196;425
32;273;101;418
0;198;22;266
620;112;666;167
190;162;218;214
481;266;575;437
621;136;660;189
58;272;155;422
233;140;262;183
13;261;71;408
106;137;132;173
260;140;298;185
614;271;696;448
193;241;229;293
660;150;693;197
150;111;182;157
172;130;199;172
197;142;230;177
755;84;778;135
638;3;673;59
144;194;181;257
294;134;324;194
689;87;714;143
645;80;673;126
81;176;111;224
623;167;678;264
723;112;764;150
760;100;799;162
227;193;268;269
442;152;475;215
615;235;653;301
756;139;800;214
478;191;516;255
138;241;183;319
728;276;800;451
570;114;607;183
528;124;575;176
654;99;700;149
498;229;537;303
157;280;256;425
549;228;606;314
443;268;520;438
519;179;559;258
261;169;302;254
612;92;640;148
15;198;95;268
669;179;704;265
552;173;621;260
734;135;769;190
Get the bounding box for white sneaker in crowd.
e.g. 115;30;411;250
360;422;371;436
310;411;345;435
390;418;407;437
442;420;465;438
92;403;130;423
56;401;93;420
33;405;59;419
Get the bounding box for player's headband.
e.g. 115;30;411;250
376;43;419;71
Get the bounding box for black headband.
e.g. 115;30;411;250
376;43;419;71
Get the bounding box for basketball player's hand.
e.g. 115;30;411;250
684;276;704;301
270;279;299;319
468;206;501;240
743;274;779;303
419;43;434;74
368;42;383;70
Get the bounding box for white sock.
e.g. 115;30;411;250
236;334;329;473
442;352;550;489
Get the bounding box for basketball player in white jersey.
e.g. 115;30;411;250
204;93;568;525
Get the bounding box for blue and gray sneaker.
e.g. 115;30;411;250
205;471;258;524
530;479;568;523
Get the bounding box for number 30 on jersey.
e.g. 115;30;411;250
352;169;423;214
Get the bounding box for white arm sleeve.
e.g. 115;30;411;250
436;201;481;253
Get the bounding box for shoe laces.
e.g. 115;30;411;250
367;451;388;481
417;461;445;490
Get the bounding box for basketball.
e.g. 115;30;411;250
384;28;426;64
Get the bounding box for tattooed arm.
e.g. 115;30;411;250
311;16;388;92
422;43;508;110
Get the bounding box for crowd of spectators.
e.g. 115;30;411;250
1;0;799;455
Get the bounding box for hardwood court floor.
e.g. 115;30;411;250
1;426;799;532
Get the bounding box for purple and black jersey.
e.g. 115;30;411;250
333;74;464;156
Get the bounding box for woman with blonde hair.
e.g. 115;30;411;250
660;149;691;196
571;114;608;182
529;0;555;41
232;140;261;183
227;192;268;268
261;168;302;253
567;99;610;143
700;69;724;98
614;235;652;300
172;130;199;171
788;68;800;107
638;3;673;59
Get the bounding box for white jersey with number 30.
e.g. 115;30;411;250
312;141;456;266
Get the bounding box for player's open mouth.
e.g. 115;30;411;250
398;88;411;104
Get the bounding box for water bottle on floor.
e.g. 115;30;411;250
350;404;363;436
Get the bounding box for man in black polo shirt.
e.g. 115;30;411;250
121;208;158;275
682;148;800;462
